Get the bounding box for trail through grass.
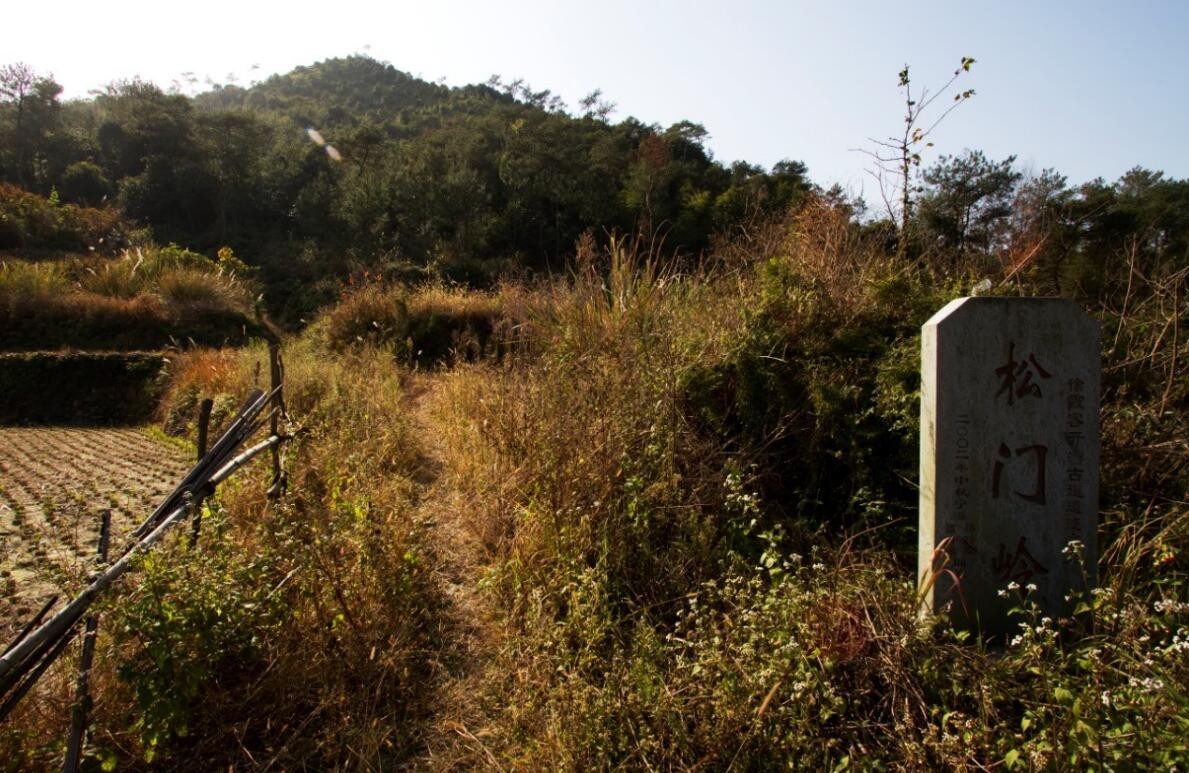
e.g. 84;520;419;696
404;371;507;769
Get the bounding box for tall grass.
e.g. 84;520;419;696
321;280;515;364
422;211;1188;767
0;246;258;351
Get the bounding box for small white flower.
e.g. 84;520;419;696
1026;583;1038;593
1007;581;1021;591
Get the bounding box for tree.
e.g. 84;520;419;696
916;150;1021;257
858;57;976;254
0;63;63;190
1006;168;1073;291
59;160;111;206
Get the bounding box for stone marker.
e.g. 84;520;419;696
919;297;1099;635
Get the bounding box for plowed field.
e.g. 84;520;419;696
0;427;191;635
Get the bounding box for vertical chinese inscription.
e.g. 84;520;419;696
920;298;1099;636
945;414;976;578
1064;378;1087;541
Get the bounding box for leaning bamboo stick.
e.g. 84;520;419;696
0;503;191;697
131;388;269;539
1;595;58;659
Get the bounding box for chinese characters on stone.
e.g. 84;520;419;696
989;343;1056;582
995;341;1052;405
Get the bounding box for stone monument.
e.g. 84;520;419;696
919;297;1099;635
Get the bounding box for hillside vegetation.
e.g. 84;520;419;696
0;56;1186;769
0;188;262;351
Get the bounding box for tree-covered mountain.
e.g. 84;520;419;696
0;57;815;318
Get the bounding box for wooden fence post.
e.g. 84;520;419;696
267;342;287;499
190;398;214;547
63;511;110;773
196;397;214;462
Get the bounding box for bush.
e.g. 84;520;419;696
59;161;112;208
322;280;512;365
0;183;126;255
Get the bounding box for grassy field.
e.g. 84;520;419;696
2;205;1186;769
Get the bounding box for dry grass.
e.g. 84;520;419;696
0;247;258;351
3;204;1185;768
413;217;1188;768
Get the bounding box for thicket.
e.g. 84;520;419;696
2;199;1184;766
0;183;125;255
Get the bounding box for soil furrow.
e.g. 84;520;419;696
0;427;192;636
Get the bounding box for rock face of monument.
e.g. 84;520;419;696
919;297;1100;635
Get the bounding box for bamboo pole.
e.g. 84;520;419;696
63;511;111;773
132;388;268;539
0;627;77;722
208;436;285;489
196;397;214;462
1;595;58;659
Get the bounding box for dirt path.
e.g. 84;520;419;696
0;427;192;635
404;374;504;770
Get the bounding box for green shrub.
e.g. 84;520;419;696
0;183;125;254
59;161;112;208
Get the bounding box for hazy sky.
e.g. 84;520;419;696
10;1;1188;195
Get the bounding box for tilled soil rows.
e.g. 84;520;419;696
0;427;191;636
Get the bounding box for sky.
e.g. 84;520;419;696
9;0;1189;197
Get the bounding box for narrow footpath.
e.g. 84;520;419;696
404;374;504;770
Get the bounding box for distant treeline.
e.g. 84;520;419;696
1;56;1186;317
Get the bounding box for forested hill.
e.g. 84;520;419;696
0;56;814;318
192;57;453;125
